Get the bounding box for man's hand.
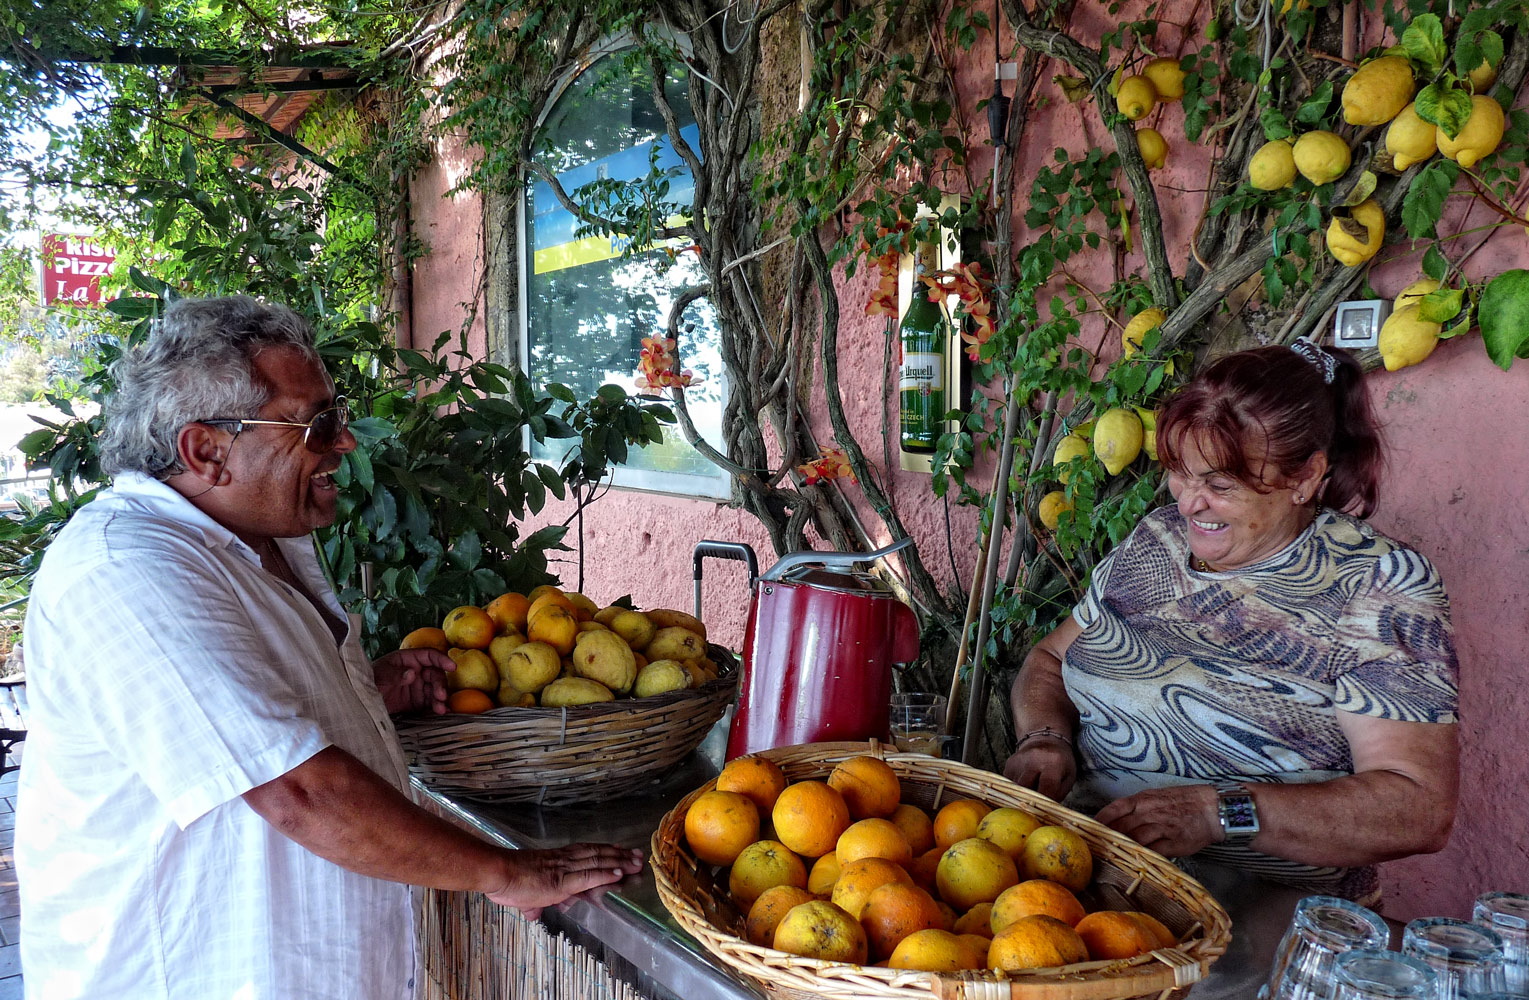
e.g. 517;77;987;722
373;648;455;715
1094;784;1222;858
487;843;647;919
1001;737;1077;802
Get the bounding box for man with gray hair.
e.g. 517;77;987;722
15;296;642;1000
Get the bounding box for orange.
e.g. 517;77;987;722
772;780;851;858
446;689;493;714
526;583;565;605
400;626;449;652
933;799;993;850
527;605;579;656
861;882;944;960
444;648;498;692
772;900;868;963
888;928;984;972
729;839;809;908
988;914;1089;972
484;592;530;633
991;879;1086;934
1075;910;1161;960
976;807;1044;860
933;899;957;932
936;837;1019;911
1128;911;1177;948
890;803;935;856
953;901;995;937
745;886;816;947
956;933;993;967
807;851;842;896
527;591;577;624
908;847;943;895
716;756;789;815
566;592;599;622
826;756;901;819
442;605;496;650
683;790;760;866
1019;826;1093;893
830;857;912;919
836;818;913;867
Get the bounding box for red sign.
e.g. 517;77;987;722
41;233;115;307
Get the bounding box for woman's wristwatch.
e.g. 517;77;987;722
1213;781;1260;846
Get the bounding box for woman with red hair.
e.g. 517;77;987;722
1002;342;1459;904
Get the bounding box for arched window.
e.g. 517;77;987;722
522;46;728;498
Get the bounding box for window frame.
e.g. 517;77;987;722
516;35;732;501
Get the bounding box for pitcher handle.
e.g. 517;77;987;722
759;536;915;582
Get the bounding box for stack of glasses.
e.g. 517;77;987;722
1260;891;1529;1000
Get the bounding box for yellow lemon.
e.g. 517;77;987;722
1378;305;1442;372
540;676;615;707
1277;0;1312;13
1326;198;1385;267
1248;139;1297;190
1092;408;1144;476
1115;75;1157;121
1468;58;1498;93
1141;58;1186;100
1293;131;1352;185
1394;278;1440;311
1051;433;1091;485
1341;56;1415;126
1135;127;1167;169
1133;406;1159;462
444;648;498;693
1121;307;1167;356
1038;491;1072;531
1386;103;1437;170
1437;94;1506;168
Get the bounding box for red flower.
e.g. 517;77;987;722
925;262;996;361
797;446;857;485
635;336;697;390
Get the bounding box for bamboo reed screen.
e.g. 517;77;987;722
416;887;651;1000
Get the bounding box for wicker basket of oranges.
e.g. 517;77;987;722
651;741;1231;1000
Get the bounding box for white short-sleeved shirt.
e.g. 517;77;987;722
17;474;418;1000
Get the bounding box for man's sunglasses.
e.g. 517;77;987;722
200;397;350;454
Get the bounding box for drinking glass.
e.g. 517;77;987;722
1260;896;1392;1000
1333;949;1440;1000
888;693;949;754
1404;917;1508;999
1473;892;1529;995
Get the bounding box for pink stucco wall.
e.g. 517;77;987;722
405;13;1529;918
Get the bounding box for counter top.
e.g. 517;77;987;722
413;722;1327;1000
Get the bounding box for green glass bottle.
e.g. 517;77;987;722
899;241;949;453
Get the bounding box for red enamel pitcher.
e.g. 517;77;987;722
713;538;921;760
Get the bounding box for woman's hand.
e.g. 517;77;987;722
487;843;647;919
373;648;455;715
1095;784;1222;858
1002;737;1077;801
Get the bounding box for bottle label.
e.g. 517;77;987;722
899;353;945;393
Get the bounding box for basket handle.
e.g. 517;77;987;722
932;949;1203;1000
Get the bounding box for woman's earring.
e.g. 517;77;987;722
1295;494;1306;503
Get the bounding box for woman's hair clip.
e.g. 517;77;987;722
1290;338;1337;385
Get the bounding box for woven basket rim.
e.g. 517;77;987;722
652;740;1233;1000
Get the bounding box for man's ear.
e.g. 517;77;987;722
177;423;231;487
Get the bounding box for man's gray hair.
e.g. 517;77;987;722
99;295;320;479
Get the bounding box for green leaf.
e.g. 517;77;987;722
1417;288;1463;324
344;447;375;493
447;529;483;570
1295;81;1334;124
547;382;577;403
348;416;396;444
1422;244;1449;280
1478;269;1529;369
1260;108;1293;141
1414;83;1473;140
1400;160;1459;239
1400;14;1446;73
595;383;628;403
